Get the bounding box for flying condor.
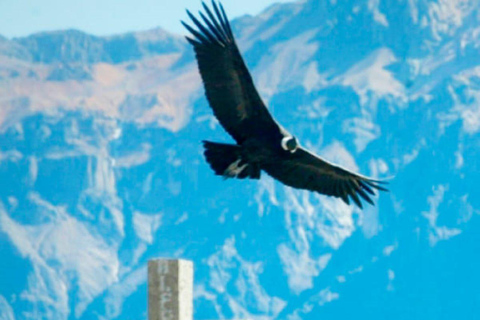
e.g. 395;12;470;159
182;1;388;208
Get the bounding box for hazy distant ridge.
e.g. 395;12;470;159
1;27;186;64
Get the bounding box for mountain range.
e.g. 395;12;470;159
0;0;479;319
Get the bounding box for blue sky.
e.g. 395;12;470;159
0;0;290;38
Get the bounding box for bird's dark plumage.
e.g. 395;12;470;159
181;1;279;144
183;1;388;208
262;148;388;208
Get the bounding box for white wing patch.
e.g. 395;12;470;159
223;159;248;178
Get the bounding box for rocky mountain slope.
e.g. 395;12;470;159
0;0;479;319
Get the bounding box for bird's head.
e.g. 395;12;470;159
281;136;298;153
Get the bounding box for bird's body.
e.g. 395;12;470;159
182;1;388;208
203;129;286;180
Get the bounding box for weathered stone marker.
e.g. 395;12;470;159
148;259;194;320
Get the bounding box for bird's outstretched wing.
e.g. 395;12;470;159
182;1;279;143
262;148;388;208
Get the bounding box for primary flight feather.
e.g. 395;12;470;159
182;1;388;208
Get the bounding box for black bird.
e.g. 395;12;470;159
182;1;388;208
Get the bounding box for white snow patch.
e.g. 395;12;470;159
287;287;339;319
302;61;328;93
131;243;148;266
132;211;162;244
316;287;340;306
348;265;364;274
278;242;331;294
282;181;355;251
166;148;182;167
413;42;456;77
7;196;18;209
383;244;397;256
369;158;389;177
114;143;152;168
239;1;305;51
316;197;355;249
255;176;279;217
297;98;333;120
336;48;406;105
368;0;389;26
0;150;23;162
387;269;395;291
142;172;154;195
0;196;119;319
408;0;419;23
343;117;381;152
422;185;462;246
427;0;475;40
461;104;480;128
0;295;15;320
175;212;189;225
28;156;38;184
458;195;479;224
438;72;480;135
359;204;380;238
85;154;124;236
206;237;286;318
321;141;359;173
255;30;320;100
401;138;426;166
455;149;464;169
104;266;147;319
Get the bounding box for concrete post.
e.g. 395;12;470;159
148;259;194;320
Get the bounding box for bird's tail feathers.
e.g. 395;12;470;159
202;141;260;180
